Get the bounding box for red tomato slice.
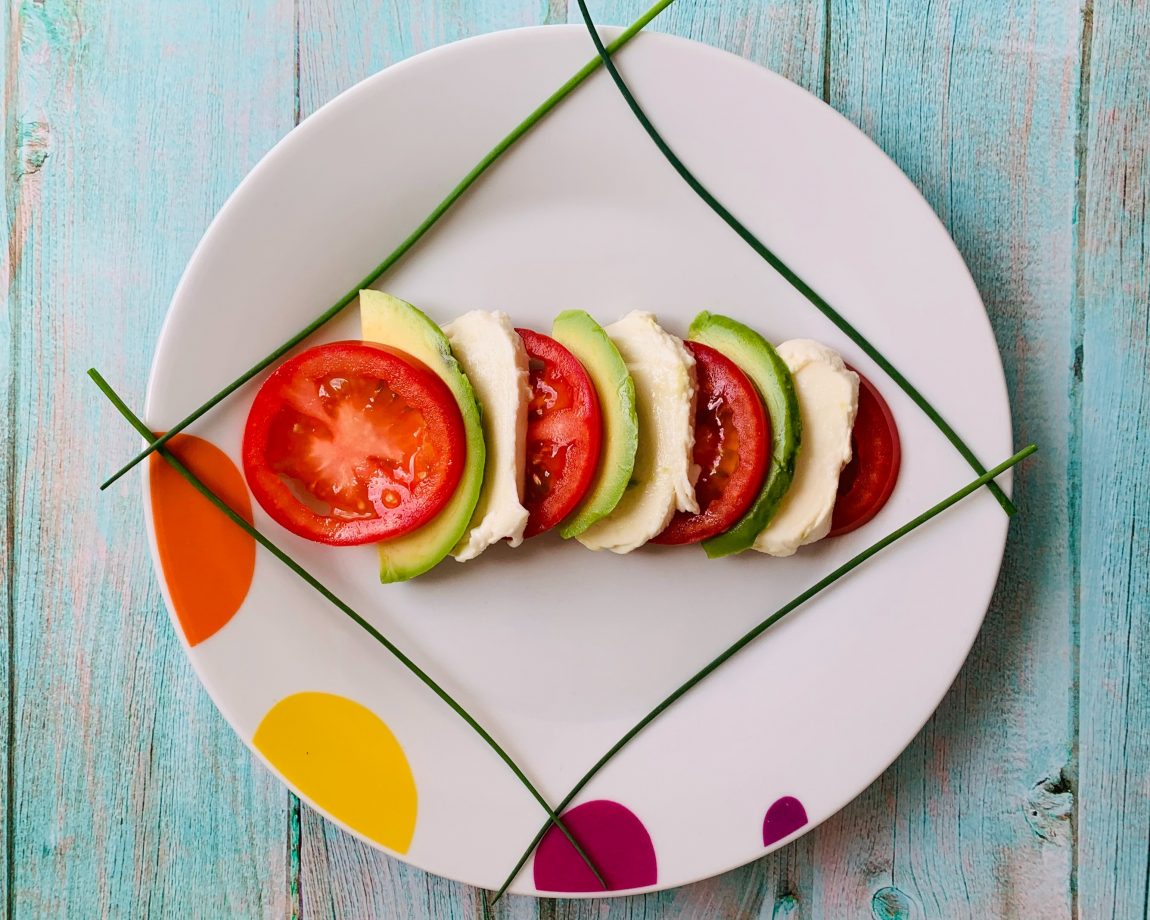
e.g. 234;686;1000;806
652;341;769;545
828;370;901;537
516;328;602;538
242;341;466;546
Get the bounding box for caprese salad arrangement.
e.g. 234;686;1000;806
241;290;901;583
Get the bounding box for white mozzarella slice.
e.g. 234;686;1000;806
754;339;858;557
443;310;530;561
577;311;698;554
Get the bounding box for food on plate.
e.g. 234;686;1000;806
242;340;467;546
686;312;802;559
550;309;638;539
828;370;901;537
753;340;859;557
575;311;698;554
516;327;603;538
241;293;900;580
441;310;531;560
359;290;486;582
651;341;769;545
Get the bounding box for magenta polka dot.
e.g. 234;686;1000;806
762;795;808;846
533;799;657;892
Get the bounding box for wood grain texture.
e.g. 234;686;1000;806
578;0;827;96
1077;1;1150;917
4;1;294;917
813;1;1082;917
5;0;1148;917
297;0;568;126
2;4;15;914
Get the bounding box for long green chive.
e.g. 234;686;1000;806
87;369;609;892
98;0;678;493
573;0;1016;517
492;442;1035;900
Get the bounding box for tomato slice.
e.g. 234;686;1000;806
516;328;602;538
242;341;466;546
828;370;901;537
652;341;769;545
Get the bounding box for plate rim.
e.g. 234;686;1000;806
142;22;1014;897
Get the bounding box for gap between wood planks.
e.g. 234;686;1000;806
4;0;26;915
823;0;832;103
1068;2;1093;915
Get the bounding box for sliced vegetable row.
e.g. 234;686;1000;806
241;290;901;583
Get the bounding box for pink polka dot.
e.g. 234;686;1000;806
533;800;657;892
762;796;808;846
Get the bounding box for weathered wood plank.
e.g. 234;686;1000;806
297;0;568;124
7;1;294;916
575;0;826;97
3;1;1130;917
1077;1;1150;917
811;1;1082;917
2;4;15;914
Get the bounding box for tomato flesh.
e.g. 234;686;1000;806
243;341;465;545
516;328;602;538
653;341;769;545
828;370;901;537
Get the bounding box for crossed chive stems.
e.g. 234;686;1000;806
91;0;1034;900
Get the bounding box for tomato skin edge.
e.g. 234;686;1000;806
651;340;769;546
827;369;901;538
515;328;603;539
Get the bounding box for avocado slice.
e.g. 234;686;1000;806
551;309;638;539
688;311;802;558
359;290;486;582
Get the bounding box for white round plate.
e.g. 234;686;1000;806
144;25;1012;896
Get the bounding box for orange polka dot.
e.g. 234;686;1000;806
150;434;255;646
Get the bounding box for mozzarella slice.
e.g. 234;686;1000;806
443;310;530;561
578;311;698;553
754;339;858;557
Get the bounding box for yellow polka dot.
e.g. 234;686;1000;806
254;692;417;853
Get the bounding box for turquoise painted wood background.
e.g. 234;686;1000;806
2;0;1147;916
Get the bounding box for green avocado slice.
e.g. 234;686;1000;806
689;311;802;558
551;309;638;539
359;290;486;582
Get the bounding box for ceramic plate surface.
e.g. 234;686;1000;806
143;25;1012;896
